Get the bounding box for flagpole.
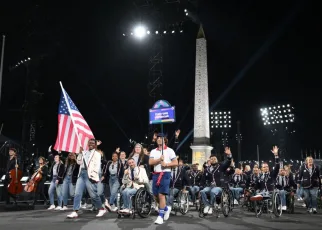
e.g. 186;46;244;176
59;81;83;151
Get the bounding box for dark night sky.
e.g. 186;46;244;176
0;0;321;161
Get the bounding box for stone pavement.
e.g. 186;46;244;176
0;205;321;230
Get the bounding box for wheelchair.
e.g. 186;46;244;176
285;189;295;214
198;185;233;218
240;187;256;211
187;187;200;211
250;189;282;218
170;189;190;215
116;187;153;219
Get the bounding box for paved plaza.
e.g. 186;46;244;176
0;204;321;230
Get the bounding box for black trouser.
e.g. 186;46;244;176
3;179;17;204
33;181;48;204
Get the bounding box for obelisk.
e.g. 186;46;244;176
190;25;213;168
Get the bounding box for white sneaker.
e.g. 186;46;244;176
120;208;130;213
189;202;193;206
81;203;87;209
154;216;164;225
67;211;78;218
163;206;171;221
282;206;287;210
104;199;111;210
96;209;107;217
47;205;55;210
54;206;62;210
302;203;306;207
61;206;68;211
234;199;239;205
208;207;213;214
111;205;118;212
203;206;210;214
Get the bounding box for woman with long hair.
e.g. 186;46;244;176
128;143;150;176
61;152;79;210
104;152;124;211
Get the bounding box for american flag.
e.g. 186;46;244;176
54;88;94;153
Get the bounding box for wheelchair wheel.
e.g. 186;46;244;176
227;189;234;211
253;201;262;217
178;191;189;215
135;188;152;218
221;189;231;217
288;192;295;214
198;198;206;218
272;191;282;217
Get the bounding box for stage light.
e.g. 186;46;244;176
163;31;167;34
210;110;232;129
260;104;295;126
133;25;147;39
155;31;158;34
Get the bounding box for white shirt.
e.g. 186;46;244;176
150;146;176;173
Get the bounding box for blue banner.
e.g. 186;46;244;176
149;106;175;124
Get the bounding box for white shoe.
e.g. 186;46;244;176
208;207;213;214
282;206;287;210
55;206;62;210
302;203;306;207
163;206;171;221
189;202;193;206
120;208;130;213
155;205;159;213
61;206;68;211
154;216;164;225
47;205;55;210
67;211;78;218
104;199;111;210
234;199;239;205
96;209;107;217
81;203;87;209
111;205;118;212
203;206;210;214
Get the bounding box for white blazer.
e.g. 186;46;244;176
122;166;149;190
77;149;101;182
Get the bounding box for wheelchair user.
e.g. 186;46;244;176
230;168;247;205
250;146;280;200
165;161;190;217
187;163;202;204
275;168;297;211
199;147;233;214
119;158;149;214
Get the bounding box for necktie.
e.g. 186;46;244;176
281;176;284;187
237;175;240;182
173;168;176;179
131;168;135;180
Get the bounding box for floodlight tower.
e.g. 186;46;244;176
210;110;232;160
131;0;188;137
260;104;295;159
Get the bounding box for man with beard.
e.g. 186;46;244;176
200;147;233;214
